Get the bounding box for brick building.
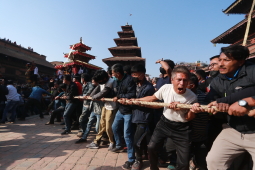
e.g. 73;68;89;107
0;39;55;83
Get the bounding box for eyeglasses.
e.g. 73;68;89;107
208;63;218;68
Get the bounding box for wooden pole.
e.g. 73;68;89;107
242;0;255;46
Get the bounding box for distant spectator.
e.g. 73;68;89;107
0;80;20;123
195;69;207;93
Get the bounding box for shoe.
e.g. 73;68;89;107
7;121;14;124
0;121;5;124
122;161;134;170
167;164;176;170
61;130;71;135
60;122;65;125
131;160;143;170
86;142;99;149
45;122;54;125
77;132;84;138
75;138;87;144
108;143;115;151
111;147;125;153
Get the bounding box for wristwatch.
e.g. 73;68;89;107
238;100;248;107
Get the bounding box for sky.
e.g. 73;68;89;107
0;0;245;77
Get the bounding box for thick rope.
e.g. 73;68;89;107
74;96;219;112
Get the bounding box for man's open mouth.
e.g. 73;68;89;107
178;88;184;91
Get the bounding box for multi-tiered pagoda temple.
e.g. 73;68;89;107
211;0;255;60
55;38;102;73
103;24;145;67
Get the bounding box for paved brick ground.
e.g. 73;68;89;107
0;115;165;170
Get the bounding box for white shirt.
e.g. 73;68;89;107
101;78;117;110
6;85;20;101
34;67;38;75
154;84;197;122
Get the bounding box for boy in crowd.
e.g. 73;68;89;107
111;63;136;169
84;70;118;150
125;64;155;170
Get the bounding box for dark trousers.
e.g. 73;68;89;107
0;102;6;119
160;138;177;165
133;123;151;162
49;106;64;124
73;101;83;127
148;115;191;170
23;98;43;118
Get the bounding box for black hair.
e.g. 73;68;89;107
210;55;220;61
221;45;250;60
164;59;175;69
92;70;109;82
63;75;72;82
131;64;146;73
189;73;199;88
60;83;67;89
112;63;124;75
107;66;112;76
195;69;207;80
81;73;91;82
123;65;131;75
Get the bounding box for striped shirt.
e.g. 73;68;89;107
191;90;209;142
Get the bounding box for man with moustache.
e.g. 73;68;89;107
202;45;255;170
133;66;197;170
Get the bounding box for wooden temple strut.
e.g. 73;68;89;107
74;96;219;112
243;0;255;46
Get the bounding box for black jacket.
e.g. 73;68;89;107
114;74;136;114
132;80;155;124
65;82;79;103
207;61;255;133
216;86;255;104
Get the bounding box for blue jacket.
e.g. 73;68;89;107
29;86;51;102
132;80;155;123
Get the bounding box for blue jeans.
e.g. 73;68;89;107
1;100;20;122
112;110;135;162
63;102;77;131
79;105;91;132
81;112;101;139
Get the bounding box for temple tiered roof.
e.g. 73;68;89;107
211;12;255;44
223;0;254;14
211;1;255;59
102;24;145;67
55;37;102;70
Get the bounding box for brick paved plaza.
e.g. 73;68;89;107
0;115;165;170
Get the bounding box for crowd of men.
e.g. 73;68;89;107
1;44;255;170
